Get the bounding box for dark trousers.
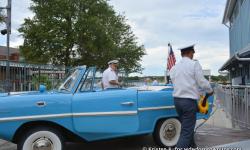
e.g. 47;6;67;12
174;97;198;148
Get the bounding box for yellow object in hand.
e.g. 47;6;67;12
198;94;209;114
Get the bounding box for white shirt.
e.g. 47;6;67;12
152;80;159;86
102;67;119;89
170;57;213;100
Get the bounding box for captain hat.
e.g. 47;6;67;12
179;44;195;52
108;60;119;65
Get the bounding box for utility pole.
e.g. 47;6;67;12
0;0;12;94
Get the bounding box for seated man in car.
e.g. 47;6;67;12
102;60;121;89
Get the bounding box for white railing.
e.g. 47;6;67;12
216;85;250;129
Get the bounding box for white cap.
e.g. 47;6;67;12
108;60;119;65
178;44;196;52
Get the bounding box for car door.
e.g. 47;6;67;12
72;68;139;133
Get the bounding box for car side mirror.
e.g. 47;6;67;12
39;84;47;93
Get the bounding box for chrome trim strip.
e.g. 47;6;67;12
0;111;138;122
0;103;214;122
0;113;72;122
138;103;213;112
138;106;175;111
73;111;137;117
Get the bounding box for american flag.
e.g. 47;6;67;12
167;43;176;71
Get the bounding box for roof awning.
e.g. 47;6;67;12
219;44;250;71
219;55;236;71
222;0;237;24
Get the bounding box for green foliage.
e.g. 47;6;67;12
32;75;52;90
126;76;140;81
211;75;229;83
0;10;4;23
19;0;145;73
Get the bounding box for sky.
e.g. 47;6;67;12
0;0;229;76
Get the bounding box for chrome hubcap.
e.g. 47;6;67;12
32;137;53;150
163;123;176;140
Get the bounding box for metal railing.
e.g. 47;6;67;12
0;60;68;92
216;84;250;129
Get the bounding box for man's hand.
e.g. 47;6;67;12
109;80;121;87
208;90;214;96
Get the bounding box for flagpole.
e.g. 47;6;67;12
166;43;176;84
164;70;167;84
165;43;171;84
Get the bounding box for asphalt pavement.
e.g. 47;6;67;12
1;124;250;150
1;108;250;150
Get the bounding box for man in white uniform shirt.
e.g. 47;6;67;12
102;60;120;89
170;45;213;148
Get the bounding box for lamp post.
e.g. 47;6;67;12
1;0;12;94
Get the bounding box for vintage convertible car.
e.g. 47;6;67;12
0;66;214;150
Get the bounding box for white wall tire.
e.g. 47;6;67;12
17;127;65;150
153;118;181;147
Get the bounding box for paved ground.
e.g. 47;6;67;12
1;125;250;150
68;125;250;149
1;108;250;150
214;139;250;149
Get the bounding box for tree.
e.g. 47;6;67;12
19;0;145;73
211;75;229;83
32;75;52;90
0;10;4;23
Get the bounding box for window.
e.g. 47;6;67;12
58;69;80;92
93;71;103;91
240;0;245;5
80;68;95;92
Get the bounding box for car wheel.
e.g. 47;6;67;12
17;127;65;150
153;118;181;147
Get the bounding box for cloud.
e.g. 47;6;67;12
141;46;169;76
109;0;229;75
140;44;229;76
0;0;229;76
0;0;32;47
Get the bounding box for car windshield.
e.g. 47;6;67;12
56;69;80;92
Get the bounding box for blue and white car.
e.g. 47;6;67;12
0;66;214;150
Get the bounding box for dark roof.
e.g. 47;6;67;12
219;45;250;71
0;46;19;56
222;0;237;24
219;55;236;71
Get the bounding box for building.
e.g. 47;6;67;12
0;46;20;61
220;0;250;85
0;46;66;92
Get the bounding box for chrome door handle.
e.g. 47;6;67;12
121;102;134;106
36;101;46;107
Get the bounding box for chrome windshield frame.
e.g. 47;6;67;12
57;66;87;94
